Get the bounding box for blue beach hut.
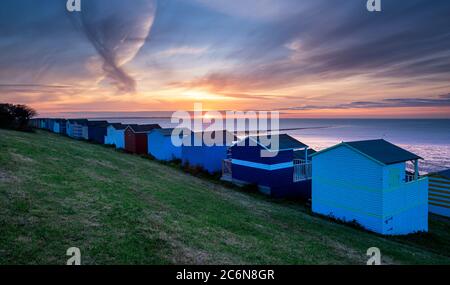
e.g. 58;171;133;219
39;118;47;129
52;119;60;133
36;118;42;129
47;119;55;131
225;134;313;199
311;139;428;235
147;128;183;161
41;118;48;129
87;120;109;144
105;123;127;149
427;169;450;218
53;119;67;134
182;130;237;174
66;119;88;139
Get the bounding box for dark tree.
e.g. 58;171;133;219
0;103;37;131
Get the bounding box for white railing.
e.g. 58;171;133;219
293;160;312;182
405;173;416;183
222;159;232;181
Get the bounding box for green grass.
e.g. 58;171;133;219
0;128;449;265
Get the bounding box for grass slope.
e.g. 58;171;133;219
0;129;449;265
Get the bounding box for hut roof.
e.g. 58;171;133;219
127;124;162;133
294;148;317;159
312;139;422;165
431;169;450;179
68;119;88;124
152;128;191;136
191;130;237;146
246;134;308;151
109;123;127;130
87;120;109;127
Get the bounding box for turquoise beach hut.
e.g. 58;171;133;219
311;139;428;235
147;128;183;161
104;123;127;149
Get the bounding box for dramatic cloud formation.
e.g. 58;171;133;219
0;0;449;117
70;0;157;93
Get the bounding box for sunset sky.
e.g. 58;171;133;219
1;0;450;118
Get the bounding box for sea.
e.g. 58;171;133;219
97;118;450;174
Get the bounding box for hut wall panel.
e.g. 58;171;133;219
428;176;450;217
113;130;125;149
88;126;107;144
182;145;228;174
232;164;311;199
135;133;148;154
53;122;60;133
382;177;428;234
148;131;182;161
125;130;148;154
105;126;124;148
125;129;136;153
382;162;406;190
66;122;71;136
231;164;293;188
49;119;56;131
59;122;66;134
312;145;384;232
82;126;89;140
105;126;116;145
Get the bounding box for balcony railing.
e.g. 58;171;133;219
222;159;232;181
405;173;416;183
293;160;312;182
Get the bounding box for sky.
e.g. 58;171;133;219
0;0;450;118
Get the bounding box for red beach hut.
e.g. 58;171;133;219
124;124;161;154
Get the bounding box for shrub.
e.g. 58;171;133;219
0;103;36;131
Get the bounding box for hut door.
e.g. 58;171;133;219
388;169;401;188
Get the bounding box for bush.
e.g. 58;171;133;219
0;103;36;131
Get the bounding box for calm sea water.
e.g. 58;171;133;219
100;118;450;173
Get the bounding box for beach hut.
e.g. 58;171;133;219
53;119;67;134
311;139;428;235
105;123;127;149
427;169;450;218
182;130;237;174
124;124;162;154
87;120;109;144
48;119;57;131
40;119;46;129
147;128;184;161
225;134;313;198
52;119;60;133
39;118;47;129
35;119;41;129
66;119;88;139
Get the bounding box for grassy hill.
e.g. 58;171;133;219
0;128;449;265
